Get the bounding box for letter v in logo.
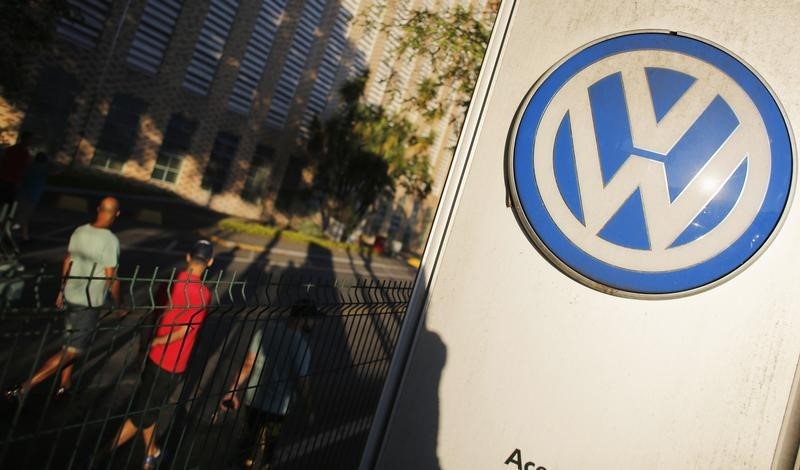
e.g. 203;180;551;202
508;32;794;297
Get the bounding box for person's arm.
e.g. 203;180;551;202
55;254;72;309
295;375;313;417
149;324;189;347
149;310;196;346
104;266;121;306
290;341;313;419
150;305;205;346
220;352;256;410
104;266;127;318
99;235;123;314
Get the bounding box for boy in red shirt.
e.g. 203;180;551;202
104;240;213;469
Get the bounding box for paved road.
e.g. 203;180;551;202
18;191;417;282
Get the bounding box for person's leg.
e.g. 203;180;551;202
137;363;177;467
239;407;265;469
261;414;285;466
91;417;140;466
111;418;140;450
20;348;79;392
59;364;74;390
98;362;159;463
53;307;97;392
141;423;160;458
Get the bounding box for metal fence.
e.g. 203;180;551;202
0;226;413;469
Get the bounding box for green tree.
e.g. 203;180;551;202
0;1;69;106
308;75;432;240
372;2;498;122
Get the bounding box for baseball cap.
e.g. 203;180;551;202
190;240;214;262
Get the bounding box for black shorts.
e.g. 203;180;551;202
63;307;100;352
130;361;182;428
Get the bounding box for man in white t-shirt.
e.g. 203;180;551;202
5;197;122;401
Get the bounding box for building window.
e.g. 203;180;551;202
126;0;183;75
275;155;309;210
151;115;197;183
57;0;112;49
202;132;239;193
241;145;274;202
92;95;147;171
228;0;288;114
182;0;240;96
264;0;328;129
299;7;352;135
21;67;80;156
365;0;411;106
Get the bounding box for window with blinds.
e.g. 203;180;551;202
126;0;182;75
20;67;80;156
241;145;275;202
387;5;415;113
202;132;240;193
92;95;148;171
299;8;352;134
227;0;288;114
182;0;240;96
351;2;382;78
57;0;112;49
264;0;328;130
151;115;197;183
365;0;411;105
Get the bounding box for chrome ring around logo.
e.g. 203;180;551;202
508;32;794;298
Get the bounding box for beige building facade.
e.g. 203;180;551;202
3;0;490;251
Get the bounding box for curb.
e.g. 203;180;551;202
208;234;267;253
207;234;416;272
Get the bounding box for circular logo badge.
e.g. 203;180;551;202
508;32;794;297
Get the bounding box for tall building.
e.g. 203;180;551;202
2;0;491;250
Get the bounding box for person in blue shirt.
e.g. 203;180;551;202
220;300;315;469
15;151;48;242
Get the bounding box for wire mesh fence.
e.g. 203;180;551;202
0;260;414;469
0;203;24;307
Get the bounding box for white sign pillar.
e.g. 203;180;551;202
365;0;800;468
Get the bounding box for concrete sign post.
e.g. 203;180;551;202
365;0;800;468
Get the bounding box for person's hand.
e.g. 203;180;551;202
55;292;64;310
220;391;239;411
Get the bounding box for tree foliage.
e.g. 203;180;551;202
375;3;498;122
308;75;432;240
0;1;69;106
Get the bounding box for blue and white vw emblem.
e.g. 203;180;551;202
509;32;794;297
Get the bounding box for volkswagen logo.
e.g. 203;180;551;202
508;32;794;297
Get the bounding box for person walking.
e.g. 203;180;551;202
0;131;33;204
4;196;122;400
102;240;214;470
15;151;49;242
220;300;315;469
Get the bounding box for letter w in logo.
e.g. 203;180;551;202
557;66;748;251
